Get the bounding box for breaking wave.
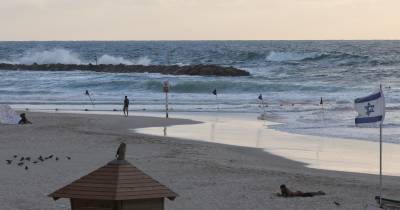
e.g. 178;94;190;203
0;48;151;66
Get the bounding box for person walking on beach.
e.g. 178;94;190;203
123;96;129;117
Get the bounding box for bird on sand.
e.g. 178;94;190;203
17;162;24;166
55;157;59;161
13;155;18;158
20;157;24;161
38;156;44;162
32;161;38;164
66;156;71;160
25;157;31;161
6;160;12;164
25;166;28;170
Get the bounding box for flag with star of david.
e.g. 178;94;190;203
354;89;385;126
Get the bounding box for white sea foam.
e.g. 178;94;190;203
97;55;151;65
97;54;132;65
17;49;83;65
1;48;151;66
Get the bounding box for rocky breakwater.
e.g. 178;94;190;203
0;63;250;76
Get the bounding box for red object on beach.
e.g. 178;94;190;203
48;143;177;210
163;81;169;93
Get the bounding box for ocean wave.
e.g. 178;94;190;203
266;52;319;62
0;48;152;66
266;51;369;63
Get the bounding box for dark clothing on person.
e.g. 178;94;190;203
123;97;130;117
18;113;32;124
279;184;325;197
124;98;129;107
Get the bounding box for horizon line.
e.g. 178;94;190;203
1;39;400;42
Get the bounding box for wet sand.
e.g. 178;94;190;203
1;112;400;210
136;112;400;176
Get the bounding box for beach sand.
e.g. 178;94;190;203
1;112;400;210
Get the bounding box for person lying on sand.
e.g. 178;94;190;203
18;113;32;124
277;184;325;197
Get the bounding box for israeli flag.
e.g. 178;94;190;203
354;90;385;126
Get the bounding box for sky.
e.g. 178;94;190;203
1;0;400;40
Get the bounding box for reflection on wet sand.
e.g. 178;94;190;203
135;113;400;176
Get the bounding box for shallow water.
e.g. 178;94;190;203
135;112;400;176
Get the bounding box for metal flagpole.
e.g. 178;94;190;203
379;121;382;206
262;98;266;115
165;91;169;118
379;84;383;206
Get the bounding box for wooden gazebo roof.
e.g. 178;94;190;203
49;143;177;201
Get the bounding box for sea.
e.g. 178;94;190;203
1;41;400;143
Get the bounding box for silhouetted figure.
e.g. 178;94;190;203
6;160;12;164
116;143;126;160
25;166;28;170
278;184;325;197
18;113;32;124
123;96;130;117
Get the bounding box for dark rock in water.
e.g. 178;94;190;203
0;63;250;76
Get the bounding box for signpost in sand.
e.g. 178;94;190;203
163;81;170;118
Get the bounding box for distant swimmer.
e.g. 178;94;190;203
123;96;130;117
18;113;32;124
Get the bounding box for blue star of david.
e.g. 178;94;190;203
364;103;375;116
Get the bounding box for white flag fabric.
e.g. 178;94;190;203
0;105;20;125
354;90;385;126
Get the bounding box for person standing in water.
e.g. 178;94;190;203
123;96;129;117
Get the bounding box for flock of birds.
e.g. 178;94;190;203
5;154;71;170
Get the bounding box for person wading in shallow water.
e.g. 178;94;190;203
123;96;130;117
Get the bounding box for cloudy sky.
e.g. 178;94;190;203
1;0;399;40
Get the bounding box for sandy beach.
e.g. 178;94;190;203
0;112;399;210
